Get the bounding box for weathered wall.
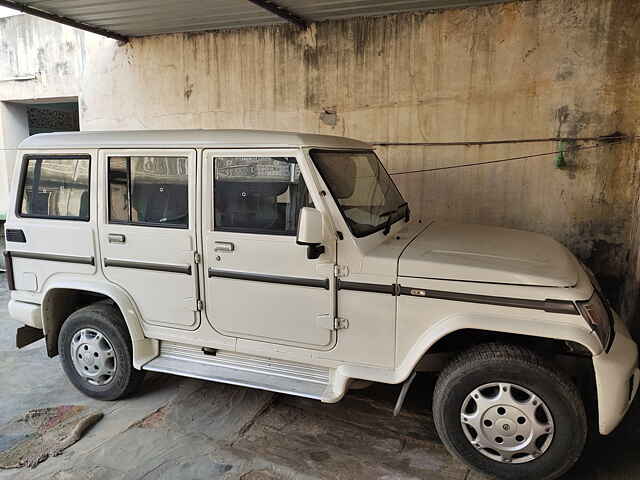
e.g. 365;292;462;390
0;101;28;216
1;1;639;321
0;13;87;210
79;0;640;320
623;141;640;333
0;14;86;102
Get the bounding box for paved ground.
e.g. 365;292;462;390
1;279;640;480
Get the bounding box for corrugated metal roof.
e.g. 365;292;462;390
1;0;515;39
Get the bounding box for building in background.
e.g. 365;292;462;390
0;8;83;219
0;0;639;325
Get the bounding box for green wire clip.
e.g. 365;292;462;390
555;141;567;168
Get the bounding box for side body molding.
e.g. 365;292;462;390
41;279;159;369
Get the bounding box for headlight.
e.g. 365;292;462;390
577;291;614;350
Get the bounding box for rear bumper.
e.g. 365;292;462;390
8;299;42;329
593;312;639;435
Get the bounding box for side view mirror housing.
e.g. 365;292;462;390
296;207;326;260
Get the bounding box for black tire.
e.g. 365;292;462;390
58;301;145;400
433;343;587;480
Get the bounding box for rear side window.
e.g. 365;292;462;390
19;156;90;220
213;156;310;235
108;156;189;228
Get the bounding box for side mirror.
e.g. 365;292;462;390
296;207;325;260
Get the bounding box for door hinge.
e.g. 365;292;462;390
334;264;349;278
193;252;201;264
194;299;203;311
316;314;349;330
334;317;349;330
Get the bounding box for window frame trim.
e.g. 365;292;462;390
107;155;190;230
16;154;92;222
212;154;310;237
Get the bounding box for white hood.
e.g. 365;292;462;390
398;222;579;287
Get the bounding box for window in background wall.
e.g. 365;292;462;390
108;156;189;228
19;156;90;220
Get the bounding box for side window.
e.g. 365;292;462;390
19;156;90;220
108;156;189;228
214;156;311;235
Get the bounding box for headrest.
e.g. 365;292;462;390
320;156;356;199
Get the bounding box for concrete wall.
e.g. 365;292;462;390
1;0;639;322
0;14;87;209
623;141;640;334
0;102;28;217
0;14;87;102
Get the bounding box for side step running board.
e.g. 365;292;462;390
142;342;333;401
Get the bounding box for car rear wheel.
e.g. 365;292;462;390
433;343;587;480
59;301;145;400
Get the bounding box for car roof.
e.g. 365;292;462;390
18;129;373;150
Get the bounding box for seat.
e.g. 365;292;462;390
215;181;288;231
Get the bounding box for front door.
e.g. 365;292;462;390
98;149;200;329
202;149;336;349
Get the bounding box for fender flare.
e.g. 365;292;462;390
396;313;602;381
41;278;159;369
334;312;601;389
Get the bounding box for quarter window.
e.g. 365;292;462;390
108;156;189;228
19;156;90;220
213;156;310;235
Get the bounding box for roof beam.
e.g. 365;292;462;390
246;0;307;29
0;0;129;42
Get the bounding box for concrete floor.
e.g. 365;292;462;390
1;280;640;480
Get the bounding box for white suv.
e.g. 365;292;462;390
5;129;638;480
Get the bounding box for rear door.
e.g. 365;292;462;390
98;149;200;329
202;149;336;349
6;152;96;294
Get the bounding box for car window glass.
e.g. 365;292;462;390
108;156;189;228
213;156;311;235
20;157;90;220
108;157;129;222
311;150;406;237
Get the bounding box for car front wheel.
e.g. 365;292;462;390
433;343;587;480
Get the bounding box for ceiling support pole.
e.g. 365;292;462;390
246;0;307;29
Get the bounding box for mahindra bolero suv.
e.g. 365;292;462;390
4;130;638;479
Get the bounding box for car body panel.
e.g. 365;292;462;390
593;312;640;434
399;222;579;287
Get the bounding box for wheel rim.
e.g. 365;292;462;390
70;328;117;386
460;382;555;464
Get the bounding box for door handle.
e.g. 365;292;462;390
214;241;234;253
108;233;126;244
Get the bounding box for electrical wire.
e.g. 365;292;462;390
372;135;635;147
388;138;635;176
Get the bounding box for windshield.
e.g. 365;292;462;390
310;150;408;237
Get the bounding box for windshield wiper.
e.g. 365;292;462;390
381;202;409;235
